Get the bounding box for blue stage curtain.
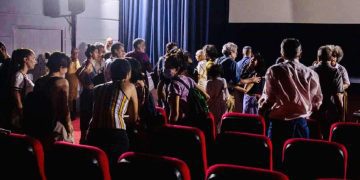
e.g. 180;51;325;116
119;0;210;65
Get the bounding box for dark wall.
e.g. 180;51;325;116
208;0;360;78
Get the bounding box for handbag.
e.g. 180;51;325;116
53;121;74;143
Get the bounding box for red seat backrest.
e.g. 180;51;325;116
221;112;266;135
212;131;272;170
283;138;348;179
46;141;111;180
115;151;191;180
149;124;208;180
0;133;46;180
330;122;360;179
206;164;288;180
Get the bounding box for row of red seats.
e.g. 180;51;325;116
0;108;358;179
0;129;287;180
0;124;355;180
154;108;359;179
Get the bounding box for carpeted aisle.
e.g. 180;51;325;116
72;118;81;144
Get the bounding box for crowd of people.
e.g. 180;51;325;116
0;37;353;169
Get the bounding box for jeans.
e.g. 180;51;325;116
268;117;309;170
268;117;310;140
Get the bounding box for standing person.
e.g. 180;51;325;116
128;57;155;127
3;49;37;132
92;42;106;86
215;42;240;112
0;42;10;65
311;46;344;138
0;42;11;125
94;42;106;62
76;44;100;143
32;54;47;82
104;37;113;53
258;38;323;167
236;46;253;79
195;49;207;90
125;38;154;90
104;42;126;82
156;43;178;108
202;44;219;76
164;49;209;124
234;46;253;112
154;42;177;88
329;45;350;89
24;52;74;147
206;64;229;133
66;48;81;120
86;59;138;167
329;45;350;121
241;53;265;114
259;38;322;138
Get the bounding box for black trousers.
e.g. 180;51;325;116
86;128;129;166
80;89;93;132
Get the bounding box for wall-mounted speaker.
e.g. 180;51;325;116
68;0;85;14
43;0;61;17
43;0;85;17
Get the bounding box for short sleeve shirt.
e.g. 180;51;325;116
13;71;34;96
169;75;196;103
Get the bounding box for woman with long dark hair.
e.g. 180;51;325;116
4;48;36;131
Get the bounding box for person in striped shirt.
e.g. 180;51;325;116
86;59;138;166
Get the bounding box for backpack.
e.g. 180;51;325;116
172;77;209;119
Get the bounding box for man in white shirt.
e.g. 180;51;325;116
259;38;323;168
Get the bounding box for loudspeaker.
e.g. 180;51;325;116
43;0;61;17
43;0;85;17
68;0;85;14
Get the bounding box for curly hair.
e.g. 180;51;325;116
327;44;344;62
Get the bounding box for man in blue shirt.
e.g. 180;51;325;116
236;46;253;82
216;42;239;84
215;42;239;112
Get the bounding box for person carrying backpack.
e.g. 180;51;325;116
163;49;209;124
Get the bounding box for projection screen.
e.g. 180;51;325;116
229;0;360;24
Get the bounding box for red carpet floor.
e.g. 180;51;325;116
72;118;81;144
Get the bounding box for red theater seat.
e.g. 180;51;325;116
282;138;347;180
212;131;272;170
206;164;288;180
220;112;265;135
189;112;217;145
155;106;168;125
330;122;360;179
114;152;190;180
149;124;208;180
46;142;111;180
0;132;46;180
